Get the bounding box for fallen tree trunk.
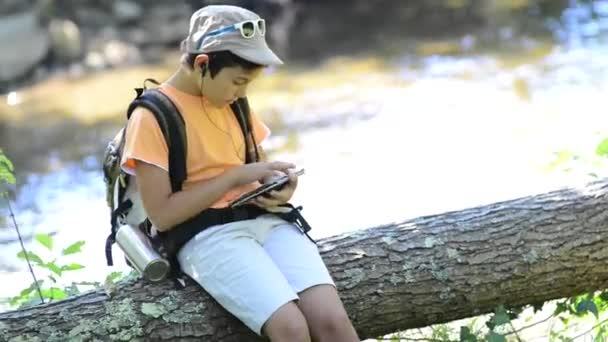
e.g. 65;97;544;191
2;179;608;341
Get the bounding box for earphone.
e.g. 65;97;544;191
201;62;208;77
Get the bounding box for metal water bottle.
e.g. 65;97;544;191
115;225;170;283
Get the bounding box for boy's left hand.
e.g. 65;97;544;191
252;169;299;208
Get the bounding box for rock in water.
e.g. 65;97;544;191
0;11;49;83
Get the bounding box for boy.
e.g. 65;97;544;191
121;5;359;341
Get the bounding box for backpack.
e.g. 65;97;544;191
102;79;260;270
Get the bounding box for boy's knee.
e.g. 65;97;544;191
277;317;309;341
315;308;353;337
264;303;310;342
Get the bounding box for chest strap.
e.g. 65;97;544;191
159;203;315;257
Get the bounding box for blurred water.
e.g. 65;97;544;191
2;0;608;314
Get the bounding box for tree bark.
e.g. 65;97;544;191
2;179;608;341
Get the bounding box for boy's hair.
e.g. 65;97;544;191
185;50;263;78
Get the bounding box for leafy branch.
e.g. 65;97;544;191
0;149;16;188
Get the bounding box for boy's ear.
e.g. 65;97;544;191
194;54;209;70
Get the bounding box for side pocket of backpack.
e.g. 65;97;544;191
103;127;126;210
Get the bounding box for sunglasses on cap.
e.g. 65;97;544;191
197;19;266;49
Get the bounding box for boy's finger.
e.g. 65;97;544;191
254;196;277;207
271;191;289;202
270;161;295;170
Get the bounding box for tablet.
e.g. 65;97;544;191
230;169;305;208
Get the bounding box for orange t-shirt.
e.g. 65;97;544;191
120;83;270;208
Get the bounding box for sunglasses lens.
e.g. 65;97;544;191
242;22;255;38
258;20;266;36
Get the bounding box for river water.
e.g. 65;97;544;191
1;0;607;320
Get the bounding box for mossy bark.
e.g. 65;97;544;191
2;180;608;341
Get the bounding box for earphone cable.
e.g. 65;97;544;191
198;66;245;161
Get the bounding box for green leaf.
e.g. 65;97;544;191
0;170;16;185
17;251;43;265
459;326;478;342
35;234;53;250
485;318;496;331
532;301;545;312
554;302;568;315
548;150;574;169
19;285;36;298
16;296;45;309
9;293;31;307
40;287;66;300
487;332;506;342
0;151;14;170
45;262;62;276
599;291;608;302
576;299;599;318
61;241;85;255
105;271;123;283
596;138;608;157
0;150;16;185
15;280;44;302
9;295;22;306
493;305;511;326
61;263;85;271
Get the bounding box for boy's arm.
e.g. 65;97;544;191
136;159;294;231
136;162;238;231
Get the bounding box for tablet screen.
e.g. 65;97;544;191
230;169;305;208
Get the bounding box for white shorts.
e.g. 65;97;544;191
177;214;335;335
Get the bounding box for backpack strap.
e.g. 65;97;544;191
273;204;315;244
127;88;190;286
230;97;259;164
127;89;187;192
106;86;187;267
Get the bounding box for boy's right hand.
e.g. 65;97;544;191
229;161;295;187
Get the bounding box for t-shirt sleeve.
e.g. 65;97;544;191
120;107;169;175
250;110;271;144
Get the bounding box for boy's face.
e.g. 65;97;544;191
201;65;263;107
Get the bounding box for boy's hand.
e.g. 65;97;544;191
252;169;299;208
230;161;295;187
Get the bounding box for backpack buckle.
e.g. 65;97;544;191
119;173;127;188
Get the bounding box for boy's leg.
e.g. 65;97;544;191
262;224;359;341
297;285;359;342
264;301;311;342
177;219;309;340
